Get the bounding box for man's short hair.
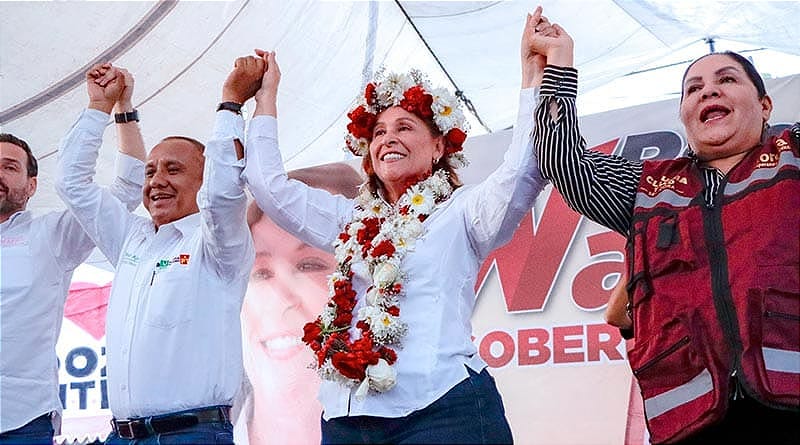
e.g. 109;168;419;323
0;133;38;177
159;136;205;153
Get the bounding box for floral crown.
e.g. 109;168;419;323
344;69;470;167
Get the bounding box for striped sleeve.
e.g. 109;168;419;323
534;65;642;236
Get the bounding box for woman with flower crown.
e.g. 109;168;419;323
236;8;554;444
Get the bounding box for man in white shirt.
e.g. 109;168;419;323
55;57;262;444
1;64;146;445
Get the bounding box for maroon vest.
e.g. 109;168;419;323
627;129;799;444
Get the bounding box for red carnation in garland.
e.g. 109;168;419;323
357;217;381;244
347;105;376;140
333;312;353;326
302;321;322;344
371;239;396;258
400;85;434;119
331;351;368;381
378;346;398;364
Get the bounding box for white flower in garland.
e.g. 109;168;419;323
372;261;401;289
405;184;436;215
358;306;407;345
320;304;337;327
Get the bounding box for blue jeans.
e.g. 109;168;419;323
321;366;513;444
0;414;54;445
104;407;233;445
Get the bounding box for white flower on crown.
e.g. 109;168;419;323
344;133;369;157
431;87;465;133
374;72;415;108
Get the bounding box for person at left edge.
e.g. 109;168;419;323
1;63;146;445
55;57;260;444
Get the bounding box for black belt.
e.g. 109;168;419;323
110;406;230;439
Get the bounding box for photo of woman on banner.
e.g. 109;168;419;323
235;163;362;445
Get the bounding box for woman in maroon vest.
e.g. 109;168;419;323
527;9;799;445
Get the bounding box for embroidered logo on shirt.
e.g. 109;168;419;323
0;235;27;247
121;252;140;266
643;174;689;197
154;254;191;271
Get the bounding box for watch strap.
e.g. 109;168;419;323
114;109;139;123
216;101;243;115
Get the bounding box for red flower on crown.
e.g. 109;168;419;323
347;105;376;140
400;85;434;119
446;128;467;153
365;82;377;106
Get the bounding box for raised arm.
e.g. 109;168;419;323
530;18;641;236
91;65;146;211
463;7;554;257
197;55;265;281
244;51;353;252
55;63;142;266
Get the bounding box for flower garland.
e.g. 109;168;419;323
343;69;470;168
302;170;454;396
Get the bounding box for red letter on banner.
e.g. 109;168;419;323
476;139;621;313
518;328;551;366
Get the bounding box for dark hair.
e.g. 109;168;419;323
159;136;205;153
681;51;767;101
0;133;38;177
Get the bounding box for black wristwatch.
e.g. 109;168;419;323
216;101;243;115
114;109;139;123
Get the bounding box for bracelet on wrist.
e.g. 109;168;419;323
217;101;243;115
114;109;139;123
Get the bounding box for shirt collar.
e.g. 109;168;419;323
0;209;32;228
154;212;201;236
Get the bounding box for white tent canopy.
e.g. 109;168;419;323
2;0;799;215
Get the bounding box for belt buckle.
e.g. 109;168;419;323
112;419;137;440
114;420;136;439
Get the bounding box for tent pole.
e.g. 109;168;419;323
705;37;716;53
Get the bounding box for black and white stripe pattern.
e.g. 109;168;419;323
534;66;642;236
700;168;723;208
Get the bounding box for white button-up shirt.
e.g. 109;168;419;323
1;113;143;433
243;89;544;419
55;110;254;418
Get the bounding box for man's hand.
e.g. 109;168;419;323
113;68;136;113
254;50;281;118
222;56;266;104
87;62;125;114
